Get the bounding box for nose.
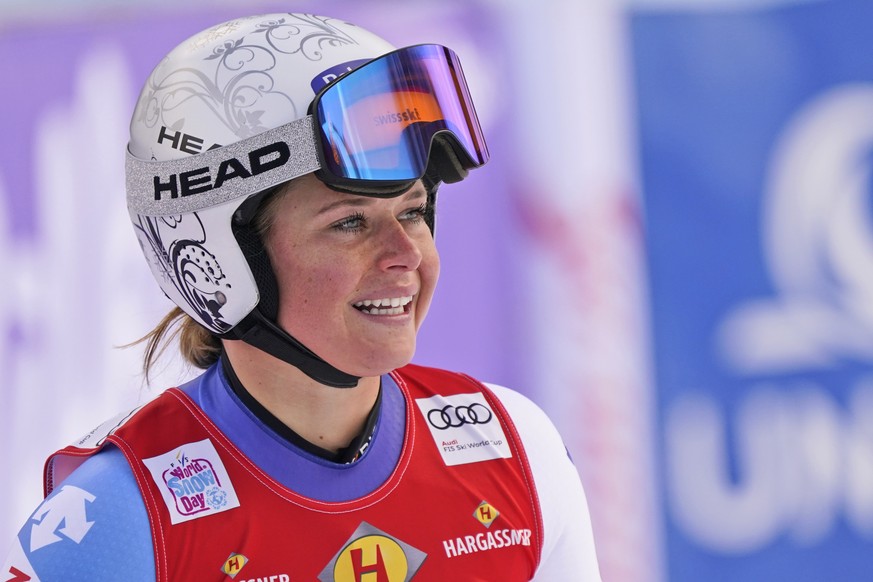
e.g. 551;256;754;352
376;218;423;272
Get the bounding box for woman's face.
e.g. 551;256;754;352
263;174;440;378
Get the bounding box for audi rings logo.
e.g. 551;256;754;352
416;394;511;466
427;403;494;430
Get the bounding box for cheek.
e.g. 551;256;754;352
415;241;441;326
276;254;348;310
268;240;342;322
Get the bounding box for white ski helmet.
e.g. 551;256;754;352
125;13;489;386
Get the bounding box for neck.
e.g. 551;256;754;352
221;339;381;453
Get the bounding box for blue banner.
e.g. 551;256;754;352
633;0;873;579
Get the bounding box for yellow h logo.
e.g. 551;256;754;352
474;501;499;528
334;535;409;582
221;553;249;578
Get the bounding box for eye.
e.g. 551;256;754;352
332;211;366;233
400;203;429;225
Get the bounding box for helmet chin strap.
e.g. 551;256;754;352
227;308;361;388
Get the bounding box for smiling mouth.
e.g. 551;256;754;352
353;295;414;316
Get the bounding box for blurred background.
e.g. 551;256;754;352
2;0;872;580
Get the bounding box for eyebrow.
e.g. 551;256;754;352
315;186;427;216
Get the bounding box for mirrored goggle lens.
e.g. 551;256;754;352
314;44;489;183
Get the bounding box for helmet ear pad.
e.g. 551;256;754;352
232;191;281;322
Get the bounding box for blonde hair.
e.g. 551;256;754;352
135;183;290;380
137;307;222;378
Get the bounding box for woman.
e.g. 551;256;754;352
4;13;601;581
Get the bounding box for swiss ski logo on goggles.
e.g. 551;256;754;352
312;44;489;188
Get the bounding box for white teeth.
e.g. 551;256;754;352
353;295;413;315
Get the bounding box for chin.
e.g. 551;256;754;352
339;344;416;379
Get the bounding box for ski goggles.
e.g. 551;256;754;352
126;44;488;216
311;43;489;190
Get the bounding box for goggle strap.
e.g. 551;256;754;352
126;115;320;216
